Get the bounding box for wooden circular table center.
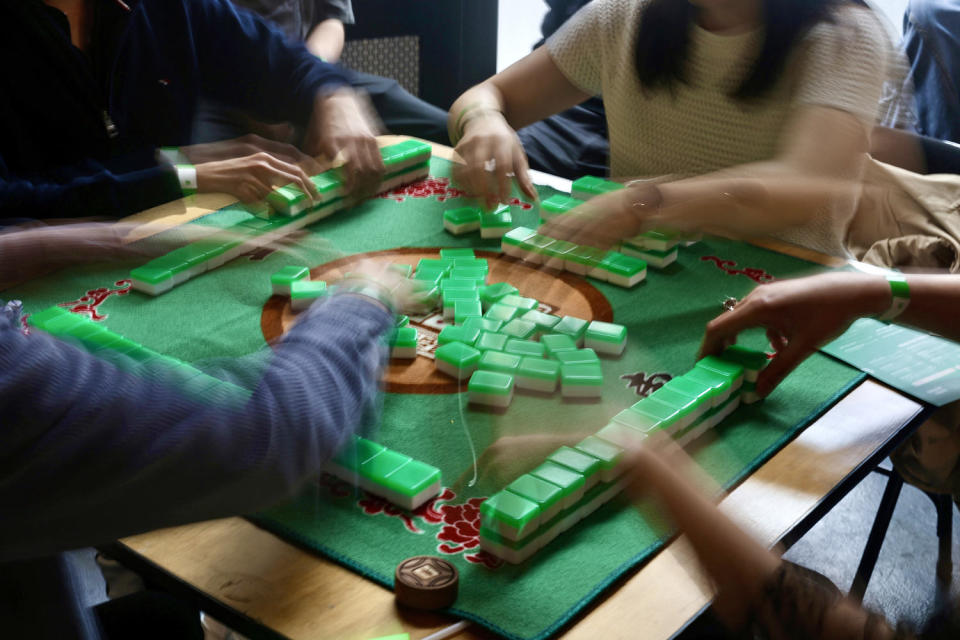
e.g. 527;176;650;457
261;248;612;394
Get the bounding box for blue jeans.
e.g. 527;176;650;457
904;0;960;144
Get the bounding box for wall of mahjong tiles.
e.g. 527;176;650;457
8;156;864;640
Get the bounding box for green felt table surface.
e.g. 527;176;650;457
6;157;863;640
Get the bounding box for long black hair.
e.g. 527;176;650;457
634;0;868;100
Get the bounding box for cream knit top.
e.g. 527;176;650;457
546;0;891;256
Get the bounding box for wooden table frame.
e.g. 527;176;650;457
98;138;932;640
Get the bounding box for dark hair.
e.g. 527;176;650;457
634;0;866;101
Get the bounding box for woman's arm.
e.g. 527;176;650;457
627;441;897;638
540;103;872;249
698;272;960;397
305;18;346;62
449;47;591;207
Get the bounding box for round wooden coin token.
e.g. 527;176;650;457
394;555;459;610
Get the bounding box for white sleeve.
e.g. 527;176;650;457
793;6;891;123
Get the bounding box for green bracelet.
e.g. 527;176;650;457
877;273;910;322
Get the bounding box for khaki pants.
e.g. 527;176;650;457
890;402;960;498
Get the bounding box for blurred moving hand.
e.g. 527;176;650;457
699;273;890;398
303;88;385;199
452;110;537;211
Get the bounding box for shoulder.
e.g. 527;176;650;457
549;0;644;48
804;3;890;55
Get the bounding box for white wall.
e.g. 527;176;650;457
497;0;548;72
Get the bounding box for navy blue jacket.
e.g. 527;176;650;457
0;0;349;222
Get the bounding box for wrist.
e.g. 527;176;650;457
624;181;663;225
452;103;504;144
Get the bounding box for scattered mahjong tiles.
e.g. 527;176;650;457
478;344;768;563
130;140;432;296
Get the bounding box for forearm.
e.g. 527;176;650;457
633;449;780;627
896;275;960;340
449;83;508;144
0;294;391;560
306;19;345;62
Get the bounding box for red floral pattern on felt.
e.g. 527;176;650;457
57;279;133;321
321;474;502;568
701;256;775;284
378;175;534;211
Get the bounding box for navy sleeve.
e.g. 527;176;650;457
174;0;350;126
0;294;392;561
0;152;182;221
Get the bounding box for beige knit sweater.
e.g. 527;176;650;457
547;0;892;257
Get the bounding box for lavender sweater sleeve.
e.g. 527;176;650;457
0;294;392;561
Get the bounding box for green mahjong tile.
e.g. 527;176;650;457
468;370;514;396
267;184;307;209
395;315;409;328
308;169;344;194
479;282;519;307
68;321;107;342
454;299;483;324
444;207;481;226
479;205;512;229
596;421;648;447
571;175;624;196
524;235;556;255
542;239;578;260
413;270;444;286
585;321;627;345
696;355;745;382
416;258;452;273
504;339;545;358
550;316;589;342
506;475;563;512
452;258;489;272
475;331;509;352
521;310;561;333
721;345;769;371
290;280;327;300
480;491;540;531
629;397;685;427
434;342;481;369
449;267;487;284
683;367;732;397
271;266;310;287
382;459;441;498
484;303;520;323
443;288;480;308
647;387;700;417
82;329;124;352
438;324;481;346
359;448;412;483
548;446;601;478
441;279;478;294
530;461;586;497
517;357;560;381
575;436;624;472
381;139;431;166
26;306;71;330
540;334;577;357
130;265;173;285
625;245;676;259
336;436;386;471
501;226;537;247
463;317;503;334
40;312;87;336
555;349;600;365
661;376;714;406
501;318;537;340
638;229;680;245
500;295;538;311
539;194;582;215
565;245;606;267
601;252;646;278
390;326;418;348
478;350;521;375
439;248;475;259
560;362;603;386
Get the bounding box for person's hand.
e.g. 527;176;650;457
195;152;320;204
698;273;890;398
303;88;384;199
452;111;537;210
335;261;435;316
537;185;655;249
182;134;322;175
452;432;591;491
